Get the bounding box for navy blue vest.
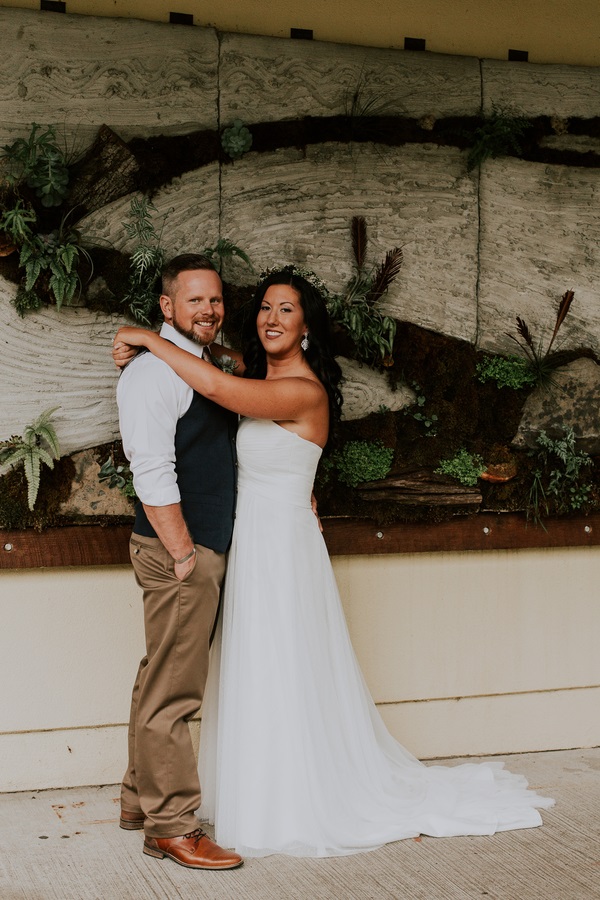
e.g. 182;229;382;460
134;390;237;554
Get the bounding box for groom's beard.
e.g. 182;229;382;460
172;319;220;347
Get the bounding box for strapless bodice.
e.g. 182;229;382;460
236;418;322;509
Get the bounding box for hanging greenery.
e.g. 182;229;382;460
0;407;61;510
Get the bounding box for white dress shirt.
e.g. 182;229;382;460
117;322;207;507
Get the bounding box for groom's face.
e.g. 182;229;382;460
160;268;225;346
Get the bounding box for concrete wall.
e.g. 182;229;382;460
2;548;599;792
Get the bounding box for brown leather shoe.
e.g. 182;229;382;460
119;808;145;831
143;828;243;870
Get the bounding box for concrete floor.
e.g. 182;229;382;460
1;747;598;900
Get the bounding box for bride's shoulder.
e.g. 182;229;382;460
287;373;326;392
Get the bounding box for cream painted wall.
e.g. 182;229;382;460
0;0;598;65
2;548;599;791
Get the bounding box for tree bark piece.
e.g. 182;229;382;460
358;468;482;507
67;125;140;216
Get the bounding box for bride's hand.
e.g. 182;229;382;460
112;341;139;369
311;491;323;533
112;327;156;369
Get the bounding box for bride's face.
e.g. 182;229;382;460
256;284;307;355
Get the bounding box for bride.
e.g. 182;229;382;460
114;266;553;858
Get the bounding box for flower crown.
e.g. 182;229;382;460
258;265;330;298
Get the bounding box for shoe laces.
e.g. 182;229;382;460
183;827;207;846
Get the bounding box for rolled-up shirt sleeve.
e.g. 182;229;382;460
117;353;192;507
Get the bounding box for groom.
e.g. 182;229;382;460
116;253;241;869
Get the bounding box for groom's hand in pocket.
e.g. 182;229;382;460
174;550;197;582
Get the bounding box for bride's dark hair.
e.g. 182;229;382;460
242;267;344;427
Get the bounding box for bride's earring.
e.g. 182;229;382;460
301;333;309;352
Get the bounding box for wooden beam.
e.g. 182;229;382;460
0;525;132;569
1;513;600;569
322;513;600;556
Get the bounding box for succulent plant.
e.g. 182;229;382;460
221;120;253;160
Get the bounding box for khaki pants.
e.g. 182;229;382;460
120;534;225;838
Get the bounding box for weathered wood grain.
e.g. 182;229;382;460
220;143;480;342
220;33;482;125
0;281;123;454
358;469;482;506
339;358;415;420
477;158;600;354
79;164;221;259
0;9;219;149
482;59;600;118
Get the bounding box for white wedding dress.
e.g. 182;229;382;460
197;417;553;857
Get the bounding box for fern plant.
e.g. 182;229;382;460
327;216;401;365
203;238;254;275
466;106;532;171
528;428;593;522
0;407;61;510
121;195;165;325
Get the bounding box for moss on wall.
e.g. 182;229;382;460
0;457;76;530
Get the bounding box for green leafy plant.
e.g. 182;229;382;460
0;124;102;315
466;106;532;171
435;448;486;487
403;381;438;435
327;216;401;364
333;439;394;488
476;354;537;390
12;287;44;316
1;124;70;207
19;233;77;310
12;210;92;313
121;195;166;325
221;120;253;160
0;407;61;509
203;238;254;274
98;456;137;499
506;289;575;388
527;427;592;523
0;199;36;243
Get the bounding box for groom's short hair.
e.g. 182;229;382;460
161;253;218;294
